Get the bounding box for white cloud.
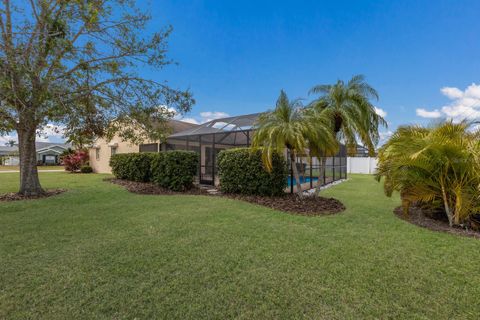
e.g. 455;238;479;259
416;108;442;118
36;124;66;142
374;107;387;118
416;83;480;122
378;130;393;145
440;87;463;99
180;117;200;124
1;124;66;146
164;101;230;124
175;111;230;125
199;111;229;122
0;134;17;146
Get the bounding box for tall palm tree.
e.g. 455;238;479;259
252;90;316;197
309;74;386;155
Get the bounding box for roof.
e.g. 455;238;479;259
167;119;200;134
0;142;70;155
169;113;262;138
35;142;71;150
0;146;18;155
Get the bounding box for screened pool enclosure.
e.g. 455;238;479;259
140;113;347;191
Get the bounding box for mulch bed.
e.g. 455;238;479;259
107;178;208;195
108;178;345;216
0;189;66;202
394;206;480;239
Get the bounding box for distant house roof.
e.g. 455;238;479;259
0;142;70;156
0;146;18;156
37;144;70;154
35;142;71;150
353;144;377;157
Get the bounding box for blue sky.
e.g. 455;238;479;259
150;0;480;141
2;0;480;145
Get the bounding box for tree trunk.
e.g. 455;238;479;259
315;156;327;194
290;150;303;198
440;182;454;227
334;113;343;133
17;127;44;196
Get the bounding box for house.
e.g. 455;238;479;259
89;119;200;174
89;113;348;187
0;142;71;166
0;146;18;165
36;143;72;165
353;144;377;157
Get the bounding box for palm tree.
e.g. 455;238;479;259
309;74;386;155
252;90;316;197
376;121;480;227
303;108;339;193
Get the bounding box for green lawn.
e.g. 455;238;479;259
1;173;479;319
0;165;64;171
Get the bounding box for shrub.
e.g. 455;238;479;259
217;148;287;196
80;165;93;173
151;151;199;191
62;150;89;172
376;121;480;227
110;153;154;182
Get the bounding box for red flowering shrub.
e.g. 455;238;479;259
62;150;89;172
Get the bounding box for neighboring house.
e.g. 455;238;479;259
36;143;71;165
0;142;71;166
0;146;18;165
353;144;377;157
0;146;18;157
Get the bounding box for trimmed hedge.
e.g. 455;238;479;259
151;151;199;191
217;148;287;196
80;165;93;173
110;151;199;191
110;153;154;182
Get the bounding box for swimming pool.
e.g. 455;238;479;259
287;176;319;186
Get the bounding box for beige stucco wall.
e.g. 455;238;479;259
89;135;155;174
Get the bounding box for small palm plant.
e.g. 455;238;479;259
309;74;386;155
376;121;480;227
252;90;316;197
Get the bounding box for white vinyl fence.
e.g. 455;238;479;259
347;157;378;174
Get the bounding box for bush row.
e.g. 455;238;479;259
151;151;198;191
217;148;287;196
109;153;154;182
110;151;199;191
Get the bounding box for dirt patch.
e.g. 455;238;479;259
107;178;208;195
394;206;480;239
108;178;345;216
0;189;66;202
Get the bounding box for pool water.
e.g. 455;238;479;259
287;176;319;186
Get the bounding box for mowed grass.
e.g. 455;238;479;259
0;173;479;319
0;165;64;171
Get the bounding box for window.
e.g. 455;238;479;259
96;148;100;160
111;147;117;156
139;143;158;152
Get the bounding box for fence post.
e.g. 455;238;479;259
309;156;313;189
290;152;294;194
